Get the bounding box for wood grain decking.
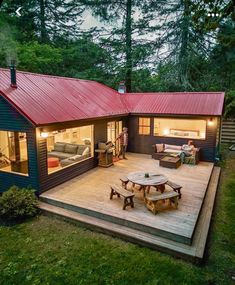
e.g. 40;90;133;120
40;153;214;245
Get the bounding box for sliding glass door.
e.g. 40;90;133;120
107;121;122;156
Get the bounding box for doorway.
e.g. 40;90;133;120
107;121;122;156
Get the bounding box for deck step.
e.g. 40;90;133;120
193;166;221;259
39;201;197;262
40;195;190;245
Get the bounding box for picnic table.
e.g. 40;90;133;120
127;171;168;198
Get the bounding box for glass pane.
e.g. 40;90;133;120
47;125;94;174
0;131;28;175
139;117;150;135
153;118;206;139
139;126;150;135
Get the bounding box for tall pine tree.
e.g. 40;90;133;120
81;0;160;92
1;0;84;43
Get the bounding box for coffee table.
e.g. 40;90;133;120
160;156;181;169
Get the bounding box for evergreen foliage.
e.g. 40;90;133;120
0;186;38;222
0;0;234;116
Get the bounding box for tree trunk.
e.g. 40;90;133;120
125;0;132;92
39;0;47;43
179;0;190;90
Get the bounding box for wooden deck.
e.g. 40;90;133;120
40;153;214;246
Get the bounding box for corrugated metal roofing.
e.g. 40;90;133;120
123;92;225;116
0;68;224;126
0;69;128;125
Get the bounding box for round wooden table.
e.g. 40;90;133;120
127;171;168;198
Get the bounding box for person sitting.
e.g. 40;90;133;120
180;140;196;163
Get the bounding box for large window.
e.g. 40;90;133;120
0;131;28;175
154;118;206;139
139;118;151;135
46;125;94;174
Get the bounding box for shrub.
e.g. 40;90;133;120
0;186;38;222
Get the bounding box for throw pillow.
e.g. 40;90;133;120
165;144;181;150
82;147;90;156
54;142;65;152
155;144;164;153
65;144;78;154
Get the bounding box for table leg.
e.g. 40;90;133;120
142;186;147;198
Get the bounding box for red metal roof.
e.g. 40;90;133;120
0;69;128;125
0;69;224;126
123;92;225;116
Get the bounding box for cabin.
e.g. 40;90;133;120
0;67;224;193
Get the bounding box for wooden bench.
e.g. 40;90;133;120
144;191;179;215
166;181;182;199
120;176;129;189
110;184;135;210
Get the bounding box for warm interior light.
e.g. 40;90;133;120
163;129;170;135
208;118;214;126
41;132;49;138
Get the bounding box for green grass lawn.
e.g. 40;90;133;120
0;147;235;285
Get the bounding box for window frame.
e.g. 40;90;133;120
0;130;29;176
46;125;94;175
153;117;207;140
138;117;151;135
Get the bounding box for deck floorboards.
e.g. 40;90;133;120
41;153;214;244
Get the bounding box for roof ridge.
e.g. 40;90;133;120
0;68;97;83
125;92;224;95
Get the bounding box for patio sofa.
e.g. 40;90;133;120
152;143;200;165
48;142;91;167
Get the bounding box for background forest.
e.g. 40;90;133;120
0;0;234;117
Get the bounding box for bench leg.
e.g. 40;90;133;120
110;188;114;200
110;188;120;199
130;197;134;208
123;197;134;210
152;201;158;215
177;188;182;199
145;199;158;215
170;197;178;208
123;197;128;210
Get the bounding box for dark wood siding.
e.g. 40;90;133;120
0;96;39;192
128;115;219;162
37;117;127;193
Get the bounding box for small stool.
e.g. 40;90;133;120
120;176;129;189
48;157;60;168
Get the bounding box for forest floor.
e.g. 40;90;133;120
0;145;234;285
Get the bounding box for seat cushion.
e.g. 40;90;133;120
164;149;180;154
48;151;74;160
54;142;65;152
65;144;78;154
68;154;82;161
